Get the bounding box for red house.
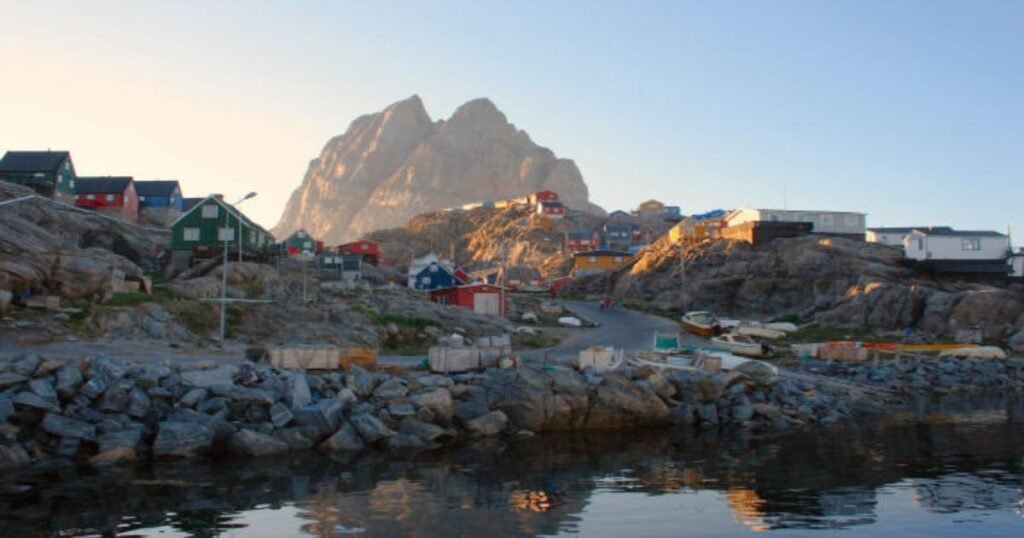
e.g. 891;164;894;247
528;190;559;206
536;200;566;220
75;177;139;223
430;283;508;317
338;239;381;265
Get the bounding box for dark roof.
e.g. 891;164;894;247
181;197;202;211
75;177;133;194
0;151;70;173
917;229;1006;238
134;180;180;197
868;226;953;234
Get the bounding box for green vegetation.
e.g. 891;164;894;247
511;330;562;349
786;324;888;344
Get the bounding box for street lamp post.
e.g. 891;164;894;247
220;191;257;342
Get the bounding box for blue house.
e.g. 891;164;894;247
603;222;639;249
135;180;183;226
410;261;459;291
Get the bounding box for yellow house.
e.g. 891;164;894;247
573;249;632;275
637;199;665;215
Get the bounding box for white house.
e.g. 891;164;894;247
724;208;866;238
1007;249;1023;278
903;229;1010;261
866;226;953;247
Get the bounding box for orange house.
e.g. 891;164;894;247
572;249;632;276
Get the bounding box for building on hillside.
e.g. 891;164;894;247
337;240;381;265
74;177;139;223
636;199;666;218
0;150;77;203
169;195;275;269
603;222;639;249
469;266;542;289
549;276;574;297
1010;249;1024;279
430;283;507;317
866;226;954;247
565;230;601;252
536;200;565;219
317;252;363;281
181;197;202;212
719;220;813;246
527;190;559;206
664;206;682;218
903;229;1011;275
281;229;319;257
135;180;183;226
724;208;866;240
410;260;461;290
607;210;632;220
572;249;632;276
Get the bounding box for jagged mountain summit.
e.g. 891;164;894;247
273;95;604;243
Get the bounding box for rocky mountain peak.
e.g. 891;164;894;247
274;96;604;243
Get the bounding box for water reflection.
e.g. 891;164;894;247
0;397;1022;537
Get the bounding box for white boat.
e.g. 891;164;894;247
710;333;774;358
764;321;798;333
681;311;722;336
734;325;787;340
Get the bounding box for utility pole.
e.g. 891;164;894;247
219;192;257;342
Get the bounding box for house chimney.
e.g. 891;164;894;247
213;194;224;200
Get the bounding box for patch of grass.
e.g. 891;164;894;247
787;324;887;343
512;330;562;349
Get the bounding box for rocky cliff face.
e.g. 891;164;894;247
273;96;604;243
568;235;1024;341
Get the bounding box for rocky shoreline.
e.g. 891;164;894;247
1;353;1022;470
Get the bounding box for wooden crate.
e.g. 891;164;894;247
267;345;340;370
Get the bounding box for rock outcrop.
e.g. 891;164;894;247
273;96;604;243
569;234;1024;340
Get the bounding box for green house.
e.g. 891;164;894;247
280;229;319;257
170;195;275;256
0;150;77;203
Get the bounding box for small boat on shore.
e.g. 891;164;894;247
734;325;787;340
711;333;774;358
681;311;722;336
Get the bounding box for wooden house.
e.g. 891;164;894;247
565;230;601;252
573;249;632;276
281;229;319;257
527;190;559;206
430;283;507;317
74;177;139;223
135;180;183;227
169;195;274;267
603;222;639;249
536;200;565;219
317;253;363;280
636;199;666;218
724;208;866;240
338;239;381;265
0;150;77;203
410;261;461;290
904;228;1010;270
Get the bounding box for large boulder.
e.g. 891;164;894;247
318;420;365;453
228;429;290;456
585;373;670;429
464;410;508;437
152;422;215;458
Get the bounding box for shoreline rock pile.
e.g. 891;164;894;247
801;356;1024;395
0;353;917;471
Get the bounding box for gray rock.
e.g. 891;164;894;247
92;357;128;380
276;427;318;450
373;378;408;400
388;400;417;417
56;436;81;458
349;412;396;443
167;409;236;444
399;418;453;443
229;429;290;456
294;399;344;436
346;365;379;398
97;429;143;453
28;378;57;400
179;388;208;408
79;375;108;400
270;402;294;428
41;413;96;440
197;397;228;415
153;422;215;457
0;373;27;391
98;387;130;413
11;355;41;377
383;433;428;451
56;363;83;397
142;318;165;338
732;402;754;422
0;444;31;469
465;410;508;437
127;387;151;419
136;365;172;388
698;403;719;426
13;391;59;412
669;405;696;426
411;388;454;424
181;365;239;388
453;397;490;425
0;398;14;423
284;373;312;409
318;420;365;452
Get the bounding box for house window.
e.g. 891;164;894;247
430;265;438;272
962;238;981;251
249;230;256;242
361;243;368;250
106;194;115;202
421;276;432;285
589;256;597;263
615;257;623;263
435;296;447;305
139;196;146;202
917;238;924;250
64;162;71;171
86;194;95;200
218;227;235;241
183;227;200;241
202;204;218;218
303;241;312;249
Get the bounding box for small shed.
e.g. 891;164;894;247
430;283;508;317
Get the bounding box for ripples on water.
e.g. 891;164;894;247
1;396;1023;537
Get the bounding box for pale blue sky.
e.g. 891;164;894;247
1;1;1021;240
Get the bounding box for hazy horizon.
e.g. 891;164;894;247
1;1;1021;240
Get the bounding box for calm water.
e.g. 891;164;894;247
2;397;1023;537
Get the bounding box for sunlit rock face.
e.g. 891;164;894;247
273;96;604;243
